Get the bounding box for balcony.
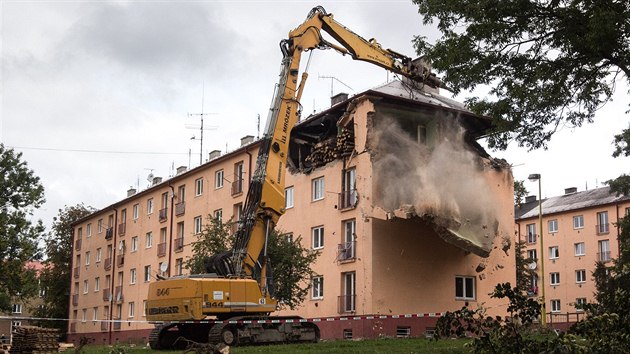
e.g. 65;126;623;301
157;242;167;257
72;294;79;306
337;241;356;262
105;227;114;240
174;237;184;252
598;251;612;262
104;258;112;271
338;294;356;314
102;288;111;302
73;267;80;279
114;286;123;302
596;223;610;235
113;320;121;331
338;189;358;210
101;321;108;331
232;178;244;196
118;222;126;236
75;238;82;251
159;208;168;222
69;323;76;333
116;255;124;268
175;202;185;216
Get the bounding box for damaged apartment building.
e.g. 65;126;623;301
67;79;515;344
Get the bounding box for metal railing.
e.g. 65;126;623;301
102;288;111;302
526;233;537;244
72;294;79;306
338;294;356;314
337;241;356;261
114;286;123;302
104;258;112;271
596;223;610;235
157;243;167;257
100;321;108;331
75;238;82;251
73;267;80;279
598;251;612;262
159;208;168;222
338;189;358;210
118;223;126;235
70;323;76;333
174;237;184;252
105;227;114;240
232;178;244;195
175;202;185;216
116;255;124;268
113;320;121;331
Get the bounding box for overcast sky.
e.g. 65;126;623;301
2;0;628;230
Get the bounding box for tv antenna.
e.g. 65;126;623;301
188;82;218;165
318;75;353;97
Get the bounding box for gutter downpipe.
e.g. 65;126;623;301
108;208;118;345
168;184;175;277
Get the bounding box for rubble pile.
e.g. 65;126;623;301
8;326;59;354
304;128;354;168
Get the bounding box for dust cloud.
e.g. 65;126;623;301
371;114;503;255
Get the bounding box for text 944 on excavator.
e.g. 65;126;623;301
145;5;442;349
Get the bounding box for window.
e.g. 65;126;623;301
573;215;584;229
234;203;243;222
143;300;148;317
215;170;224;189
597;211;609;234
549;246;559;259
285;233;294;243
77;227;83;239
147;198;154;214
83;280;89;294
575;298;587;311
341;168;357;209
232;162;244;194
551;299;561;313
285;186;294;209
341;272;356;312
128;302;135;318
131;236;138;252
94;277;100;292
130;268;137;285
312;226;324;249
312;177;325;201
144;265;151;282
195;177;203;196
85;251;91;265
87;223;92;237
455;276;475;300
12;304;22;314
574;242;586;256
96;248;102;262
194;216;203;234
340;219;356;261
98;219;103;233
312;276;324;299
527;249;537;261
175;258;183;276
548;219;558;233
145;232;153;248
550;272;560;285
133;204;139;219
526;223;536;243
82;308;87;322
598;240;611;262
93;307;98;322
576;269;586;283
214;209;222;222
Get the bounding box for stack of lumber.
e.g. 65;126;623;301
8;326;59;354
304;128;355;168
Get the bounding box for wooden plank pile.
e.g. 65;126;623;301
8;326;59;354
304;128;354;168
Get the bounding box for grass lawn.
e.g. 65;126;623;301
80;337;469;353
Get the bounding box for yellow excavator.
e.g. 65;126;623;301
146;6;442;348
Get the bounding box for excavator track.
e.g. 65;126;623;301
207;316;320;346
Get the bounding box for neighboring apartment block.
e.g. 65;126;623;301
68;80;515;344
515;186;630;324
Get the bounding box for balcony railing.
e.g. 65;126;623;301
104;258;112;271
70;323;76;333
102;288;111;301
337;241;356;262
596;223;610;235
175;202;185;216
72;294;79;306
232;179;244;195
526;234;537;244
105;227;114;240
174;237;184;252
159;208;168;222
113;320;121;331
73;267;80;279
118;222;126;236
75;238;82;251
100;321;108;331
598;251;612;262
114;286;123;302
116;255;124;268
338;294;356;314
338;189;358;210
157;242;167;257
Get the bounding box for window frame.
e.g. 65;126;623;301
455;276;476;301
575;269;586;283
549;246;559;259
548;219;558;233
131;236;138;252
312;226;324;250
526;223;536;243
130;268;137;285
550;272;560;285
285;186;294;209
195;177;204;196
144;265;151;282
572;215;584;229
194;216;203;235
215;170;224;189
311;275;324;299
132;204;139;220
574;242;586;256
145;232;153;248
312;177;325;201
551;299;561;313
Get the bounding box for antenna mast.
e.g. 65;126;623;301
188;82;218;166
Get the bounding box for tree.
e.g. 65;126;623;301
186;216;319;310
514;180;528;208
413;0;629;151
514;240;536;294
0;144;45;311
35;204;95;333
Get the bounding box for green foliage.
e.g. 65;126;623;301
514;240;535;294
413;0;630;151
35;204;95;332
0;144;45;311
186;217;319;310
513;180;528;207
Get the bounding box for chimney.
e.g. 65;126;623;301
240;135;255;147
564;187;577;195
209;150;221;160
176;166;187;175
127;188;136;197
525;195;537;203
331;93;349;106
152;177;163;186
